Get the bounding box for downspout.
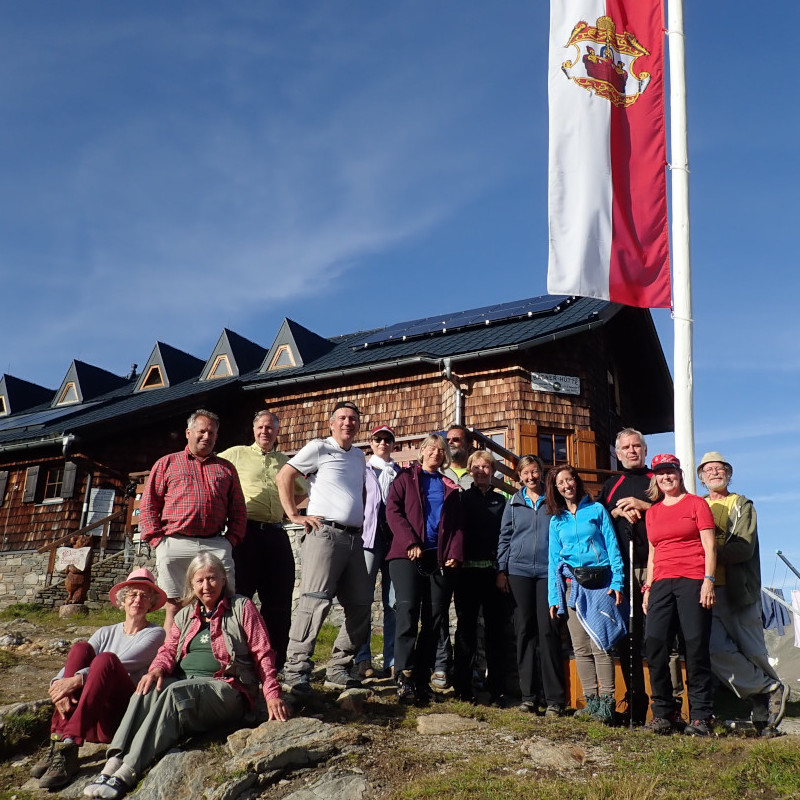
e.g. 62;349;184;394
442;358;463;425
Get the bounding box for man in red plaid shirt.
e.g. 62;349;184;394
140;409;247;631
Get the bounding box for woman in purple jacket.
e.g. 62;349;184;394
386;434;464;704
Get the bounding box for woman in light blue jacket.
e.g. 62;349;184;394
497;455;564;714
546;465;624;724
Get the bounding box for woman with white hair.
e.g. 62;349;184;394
84;553;287;799
386;434;464;704
32;569;166;790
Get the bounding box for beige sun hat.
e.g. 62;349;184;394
696;451;732;480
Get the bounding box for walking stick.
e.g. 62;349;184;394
629;537;635;731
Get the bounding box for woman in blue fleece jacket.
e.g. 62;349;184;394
546;465;624;724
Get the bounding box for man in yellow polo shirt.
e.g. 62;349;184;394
219;410;306;670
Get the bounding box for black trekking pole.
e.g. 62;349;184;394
629;538;635;731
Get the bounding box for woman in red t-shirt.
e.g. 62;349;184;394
642;454;716;736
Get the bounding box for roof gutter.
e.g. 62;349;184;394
0;433;68;454
244;316;609;392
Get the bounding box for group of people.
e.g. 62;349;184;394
32;408;789;793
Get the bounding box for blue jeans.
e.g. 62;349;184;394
357;532;396;667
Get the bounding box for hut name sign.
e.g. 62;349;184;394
531;372;581;395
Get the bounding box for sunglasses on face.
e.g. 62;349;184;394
373;436;394;444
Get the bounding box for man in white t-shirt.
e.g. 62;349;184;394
277;400;371;694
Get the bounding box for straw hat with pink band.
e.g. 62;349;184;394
108;568;168;611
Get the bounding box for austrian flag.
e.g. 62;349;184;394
547;0;671;309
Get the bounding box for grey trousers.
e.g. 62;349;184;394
710;587;780;702
108;677;246;776
564;584;616;697
283;524;373;681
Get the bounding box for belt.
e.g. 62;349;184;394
321;520;363;535
247;520;283;531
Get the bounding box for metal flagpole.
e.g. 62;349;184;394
667;0;696;491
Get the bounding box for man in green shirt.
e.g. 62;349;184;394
218;410;306;670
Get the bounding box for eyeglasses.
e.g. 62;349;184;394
373;436;394;444
126;590;151;600
702;465;727;475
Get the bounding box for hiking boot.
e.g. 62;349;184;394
574;695;598;718
683;718;714;737
357;660;375;679
767;682;789;729
431;670;450;689
39;739;79;790
283;675;313;696
31;738;56;779
397;671;416;704
518;700;538;713
592;694;616;725
545;704;564;718
644;709;686;735
324;668;361;691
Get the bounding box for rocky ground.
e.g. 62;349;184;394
2;614;800;800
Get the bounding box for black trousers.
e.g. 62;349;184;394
389;558;455;686
453;567;511;699
507;574;565;706
645;577;712;720
233;521;295;671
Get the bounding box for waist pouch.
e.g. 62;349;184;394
571;565;611;590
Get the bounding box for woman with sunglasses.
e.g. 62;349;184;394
386;434;463;704
643;453;716;736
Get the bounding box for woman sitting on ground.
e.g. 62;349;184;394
31;569;166;791
84;552;288;800
643;453;716;736
547;465;626;725
497;455;565;715
386;433;463;705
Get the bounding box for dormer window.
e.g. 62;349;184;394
56;382;79;406
208;355;232;379
141;365;165;390
0;395;6;416
269;345;296;370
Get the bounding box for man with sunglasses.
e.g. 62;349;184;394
356;425;401;679
443;424;475;490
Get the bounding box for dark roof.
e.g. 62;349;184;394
51;360;130;408
0;374;54;416
0;294;672;450
244;295;611;387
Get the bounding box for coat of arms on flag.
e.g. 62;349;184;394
560;16;652;107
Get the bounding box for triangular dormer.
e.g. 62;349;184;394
200;329;267;381
52;361;128;408
134;342;204;392
0;374;54;417
260;319;335;373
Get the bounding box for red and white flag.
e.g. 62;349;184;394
547;0;671;308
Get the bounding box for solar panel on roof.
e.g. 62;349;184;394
0;402;100;433
357;295;572;347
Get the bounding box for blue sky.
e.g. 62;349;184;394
1;2;799;588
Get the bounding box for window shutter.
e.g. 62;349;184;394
0;471;8;505
61;462;78;499
575;429;597;469
517;422;539;458
23;466;39;503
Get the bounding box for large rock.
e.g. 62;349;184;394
227;717;358;775
130;750;215;800
282;769;369;799
524;738;586;770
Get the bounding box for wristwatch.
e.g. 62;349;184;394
704;575;715;582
